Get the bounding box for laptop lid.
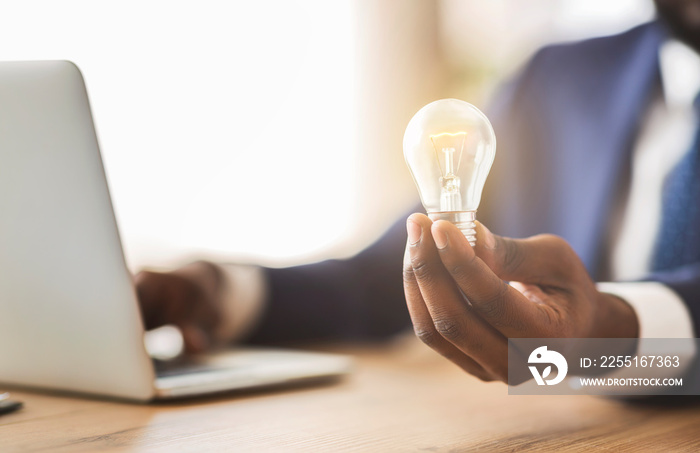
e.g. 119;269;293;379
0;61;156;400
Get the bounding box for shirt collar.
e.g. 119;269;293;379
659;39;700;110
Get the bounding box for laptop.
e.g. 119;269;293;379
0;61;351;401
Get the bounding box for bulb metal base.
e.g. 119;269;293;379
428;211;477;246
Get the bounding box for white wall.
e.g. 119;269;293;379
0;1;361;269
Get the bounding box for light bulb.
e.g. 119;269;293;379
403;99;496;246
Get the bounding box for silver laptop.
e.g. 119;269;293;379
0;61;351;401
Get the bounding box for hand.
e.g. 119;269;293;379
402;213;639;383
135;261;225;353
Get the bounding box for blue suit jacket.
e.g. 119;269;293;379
247;22;700;344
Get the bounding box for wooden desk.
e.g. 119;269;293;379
3;339;700;452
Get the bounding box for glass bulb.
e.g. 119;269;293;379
403;99;496;246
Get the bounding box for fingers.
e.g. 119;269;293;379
403;243;496;381
431;219;551;338
134;268;219;353
472;222;578;285
405;214;509;380
134;270;172;329
180;324;211;353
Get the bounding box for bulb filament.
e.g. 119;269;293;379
430;132;467;211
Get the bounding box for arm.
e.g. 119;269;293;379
245;211;415;344
135;210;414;350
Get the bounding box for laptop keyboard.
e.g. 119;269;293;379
152;358;223;377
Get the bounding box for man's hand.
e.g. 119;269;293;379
402;213;639;383
135;261;224;353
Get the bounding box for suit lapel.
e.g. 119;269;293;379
553;23;665;275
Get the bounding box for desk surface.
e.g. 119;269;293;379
3;339;700;452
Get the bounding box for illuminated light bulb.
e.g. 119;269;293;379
403;99;496;246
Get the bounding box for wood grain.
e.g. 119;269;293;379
2;338;700;452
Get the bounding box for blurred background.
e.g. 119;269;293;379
0;0;655;270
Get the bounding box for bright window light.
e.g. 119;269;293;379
0;1;357;269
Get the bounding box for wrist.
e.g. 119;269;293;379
589;291;639;339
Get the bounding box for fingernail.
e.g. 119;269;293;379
407;219;421;245
433;227;448;250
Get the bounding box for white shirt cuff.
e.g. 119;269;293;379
214;263;267;343
594;282;696;391
597;281;695;339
